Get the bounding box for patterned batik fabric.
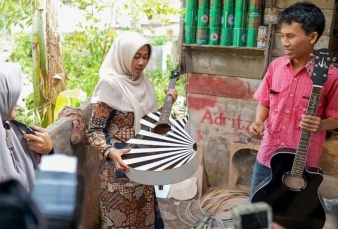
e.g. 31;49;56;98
87;102;164;229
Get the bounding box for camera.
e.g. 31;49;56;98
232;202;272;229
0;155;85;229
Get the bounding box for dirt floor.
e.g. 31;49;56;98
158;186;338;229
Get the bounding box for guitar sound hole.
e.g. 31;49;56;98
283;174;306;190
154;124;171;135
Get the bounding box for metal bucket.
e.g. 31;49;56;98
210;0;222;10
209;10;222;27
222;10;234;28
233;28;246;47
197;8;209;27
248;0;262;11
234;11;246;28
222;0;234;11
185;26;196;44
246;11;261;28
246;28;258;47
196;27;209;44
209;27;221;45
185;9;197;27
220;28;233;46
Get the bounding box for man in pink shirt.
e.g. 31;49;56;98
249;2;338;198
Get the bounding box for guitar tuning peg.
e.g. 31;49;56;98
316;56;320;60
323;74;327;77
315;64;318;68
333;57;337;62
325;66;329;70
310;53;314;58
313;73;317;76
327;57;331;61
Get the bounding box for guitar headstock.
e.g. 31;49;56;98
170;70;180;80
308;49;336;86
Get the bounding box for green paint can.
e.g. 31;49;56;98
222;10;234;28
185;9;197;27
198;0;209;5
196;27;209;44
235;0;248;12
246;11;261;28
185;26;196;44
197;8;209;27
248;0;262;11
220;28;233;46
210;0;222;10
209;10;222;27
209;27;220;45
234;11;246;28
233;28;246;47
222;0;234;11
185;0;198;9
246;28;258;47
198;0;209;9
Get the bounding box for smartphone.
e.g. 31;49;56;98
232;202;272;229
11;120;39;135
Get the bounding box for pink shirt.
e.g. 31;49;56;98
254;56;338;168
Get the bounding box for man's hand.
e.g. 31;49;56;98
299;115;323;133
23;126;53;154
109;147;131;173
249;121;265;140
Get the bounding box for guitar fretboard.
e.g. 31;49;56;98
291;86;322;177
158;78;177;125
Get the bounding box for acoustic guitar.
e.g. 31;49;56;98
122;70;198;185
251;49;336;229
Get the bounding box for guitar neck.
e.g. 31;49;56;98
158;78;177;125
291;86;322;177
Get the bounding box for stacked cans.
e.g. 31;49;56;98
220;0;234;46
184;0;198;44
196;0;209;44
246;0;262;47
209;0;222;45
233;0;247;47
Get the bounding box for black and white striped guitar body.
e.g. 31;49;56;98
122;71;198;185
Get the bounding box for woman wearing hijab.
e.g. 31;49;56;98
87;31;177;229
0;62;53;191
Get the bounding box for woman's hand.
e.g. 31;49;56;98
164;88;178;103
109;147;131;173
23;126;53;154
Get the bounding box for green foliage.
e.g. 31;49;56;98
0;0;32;33
146;55;185;107
62;29;116;96
125;0;184;25
150;35;168;46
8;33;33;78
60;0;117;96
4;0;185;124
15;93;43;126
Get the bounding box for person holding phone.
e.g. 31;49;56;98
0;62;53;191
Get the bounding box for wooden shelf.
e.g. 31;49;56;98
183;44;267;52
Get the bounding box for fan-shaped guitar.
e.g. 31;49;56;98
122;71;198;185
